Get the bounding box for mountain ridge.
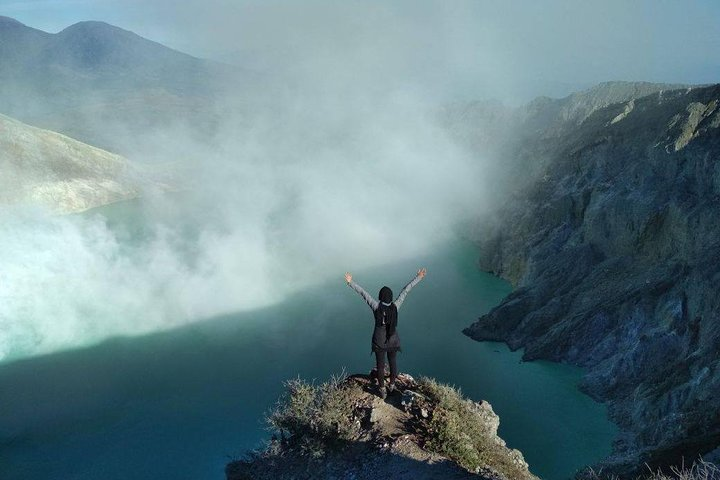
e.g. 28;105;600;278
0;16;241;153
0;15;25;26
442;80;698;208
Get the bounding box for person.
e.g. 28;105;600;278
344;268;427;399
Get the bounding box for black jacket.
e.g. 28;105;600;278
347;273;423;353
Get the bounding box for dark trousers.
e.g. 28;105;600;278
375;350;398;388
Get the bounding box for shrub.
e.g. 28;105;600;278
416;376;530;479
267;372;362;457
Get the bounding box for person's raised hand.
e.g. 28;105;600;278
345;272;352;283
417;267;427;279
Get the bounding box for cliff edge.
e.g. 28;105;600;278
226;372;537;480
463;83;720;476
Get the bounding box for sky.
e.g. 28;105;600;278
1;0;719;103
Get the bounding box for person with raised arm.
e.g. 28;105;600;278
344;268;426;399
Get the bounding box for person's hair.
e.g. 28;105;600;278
379;286;393;303
374;287;398;340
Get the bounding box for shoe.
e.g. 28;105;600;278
387;382;396;393
379;386;387;399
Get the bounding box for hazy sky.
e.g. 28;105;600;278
1;0;719;103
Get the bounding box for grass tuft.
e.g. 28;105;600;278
266;370;362;457
416;376;532;479
581;459;720;480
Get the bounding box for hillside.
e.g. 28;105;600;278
0;113;142;213
462;83;720;476
0;16;247;152
227;372;537;480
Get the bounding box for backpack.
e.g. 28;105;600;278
374;303;398;341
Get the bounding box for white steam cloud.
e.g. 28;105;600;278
0;83;490;362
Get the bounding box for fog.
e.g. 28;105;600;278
9;0;720;103
0;12;494;361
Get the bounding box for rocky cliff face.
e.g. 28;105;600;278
442;81;694;217
462;83;720;476
0;113;143;213
227;373;537;480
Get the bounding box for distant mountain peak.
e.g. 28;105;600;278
575;80;692;96
54;19;200;62
59;20;134;38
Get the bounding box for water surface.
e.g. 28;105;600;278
0;204;616;480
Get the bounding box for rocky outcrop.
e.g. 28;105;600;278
0;113;144;213
226;373;537;480
463;83;720;476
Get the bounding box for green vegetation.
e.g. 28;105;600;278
416;376;530;479
264;373;535;478
267;372;363;458
245;372;713;480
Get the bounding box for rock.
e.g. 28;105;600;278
400;390;426;411
704;446;720;464
0;113;145;213
369;406;382;425
463;82;720;476
227;373;538;480
397;373;415;382
473;400;500;437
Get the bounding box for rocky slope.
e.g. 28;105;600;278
227;372;537;480
462;83;720;476
442;81;693;203
0;113;143;213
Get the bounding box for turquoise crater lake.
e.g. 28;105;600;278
0;203;616;480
